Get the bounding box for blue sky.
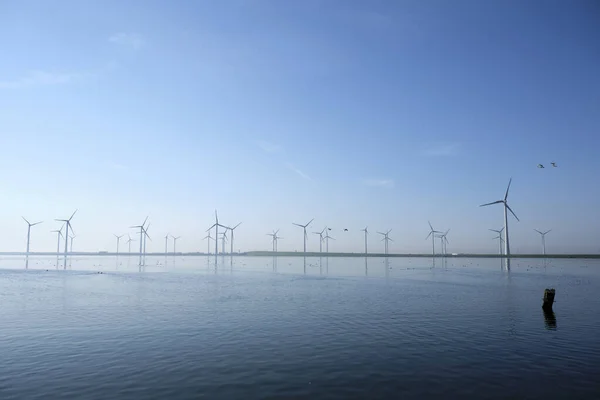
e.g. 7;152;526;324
1;0;599;254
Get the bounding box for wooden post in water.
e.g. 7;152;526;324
542;288;555;310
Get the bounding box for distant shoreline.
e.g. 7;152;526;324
1;251;599;259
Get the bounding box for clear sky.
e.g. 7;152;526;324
1;0;599;254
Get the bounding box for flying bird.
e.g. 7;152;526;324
344;228;348;231
537;164;545;168
551;162;557;167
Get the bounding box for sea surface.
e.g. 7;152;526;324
0;255;599;399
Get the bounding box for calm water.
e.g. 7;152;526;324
0;256;599;399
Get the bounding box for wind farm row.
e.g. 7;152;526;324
12;178;574;268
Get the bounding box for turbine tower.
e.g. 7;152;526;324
425;222;442;256
534;229;552;256
292;218;314;253
312;228;326;253
69;234;76;267
164;233;169;255
22;217;42;268
114;234;124;256
480;178;519;256
361;226;368;255
55;210;77;269
489;228;505;255
130;216;148;266
377;229;393;254
228;222;242;255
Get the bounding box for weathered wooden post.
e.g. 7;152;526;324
542;288;555;310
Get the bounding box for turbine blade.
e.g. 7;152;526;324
506;204;519;221
428;221;433;230
306;218;314;227
388;237;394;242
426;232;432;240
445;229;450;235
233;222;242;230
22;216;30;225
387;229;392;234
479;200;503;207
544;229;552;234
534;229;542;235
68;209;78;221
292;223;302;227
504;178;512;201
142;215;149;227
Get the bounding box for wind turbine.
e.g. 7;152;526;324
228;222;242;255
267;230;282;252
377;229;393;254
219;231;228;255
114;234;124;255
126;235;136;254
323;233;335;253
534;229;552;256
489;228;505;255
207;210;228;261
480;178;519;256
172;235;181;254
203;234;214;254
142;223;151;265
22;217;42;268
69;234;76;267
292;218;314;253
130;216;148;266
361;226;368;255
55;210;77;269
51;226;64;268
436;229;450;255
313;228;326;253
164;234;169;254
425;222;442;256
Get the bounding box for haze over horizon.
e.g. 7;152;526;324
1;1;599;254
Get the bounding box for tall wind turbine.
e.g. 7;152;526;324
292;218;314;253
130;216;148;266
51;226;64;268
114;234;124;256
489;228;505;255
228;222;242;255
172;235;181;254
203;234;214;254
22;217;42;268
219;231;228;255
361;226;368;255
56;210;77;269
313;228;326;253
480;178;519;256
377;229;393;254
534;229;552;256
425;222;442;256
164;233;169;255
